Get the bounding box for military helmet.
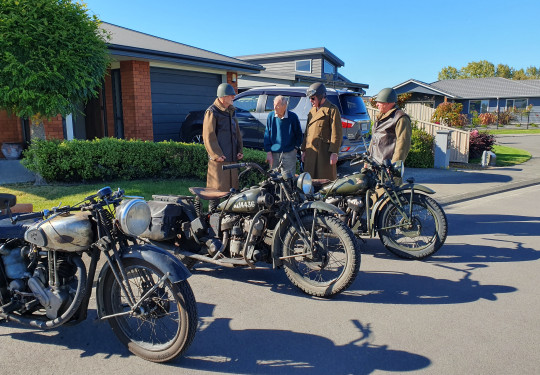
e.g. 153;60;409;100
217;83;236;98
375;87;398;103
306;82;327;98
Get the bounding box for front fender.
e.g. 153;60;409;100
298;200;345;215
95;244;191;318
397;183;435;194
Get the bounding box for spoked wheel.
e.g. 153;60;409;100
281;214;360;298
377;193;447;259
102;258;198;363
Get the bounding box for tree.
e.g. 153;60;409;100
495;64;513;78
525;66;540;79
0;0;110;139
513;68;528;80
460;60;495;78
438;66;460;80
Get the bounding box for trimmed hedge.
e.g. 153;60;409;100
22;138;267;185
405;126;435;168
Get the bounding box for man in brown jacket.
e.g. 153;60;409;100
369;87;412;164
301;83;342;180
202;83;244;191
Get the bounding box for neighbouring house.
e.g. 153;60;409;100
0;22;263;157
393;77;540;122
235;47;368;93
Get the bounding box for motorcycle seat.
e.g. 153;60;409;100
188;187;230;201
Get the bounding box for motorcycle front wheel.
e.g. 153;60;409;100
101;258;198;363
281;214;360;298
377;193;448;259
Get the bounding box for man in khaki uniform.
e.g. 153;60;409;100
202;83;244;191
301;83;342;180
369;87;412;164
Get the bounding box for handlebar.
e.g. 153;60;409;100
222;163;247;171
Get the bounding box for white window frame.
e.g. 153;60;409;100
469;99;489;113
295;59;312;73
506;98;528;110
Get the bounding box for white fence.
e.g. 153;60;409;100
366;107;470;163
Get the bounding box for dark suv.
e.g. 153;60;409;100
179;86;371;161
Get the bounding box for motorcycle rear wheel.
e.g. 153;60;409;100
102;258;198;363
281;214;360;298
377;193;447;259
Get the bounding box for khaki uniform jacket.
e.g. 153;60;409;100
202;98;243;191
369;106;412;164
301;100;342;180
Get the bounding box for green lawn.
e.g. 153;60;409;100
486;128;540;135
0;178;205;212
469;144;531;167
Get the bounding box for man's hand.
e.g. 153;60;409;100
237;152;244;160
215;155;226;162
301;151;305;162
330;153;338;165
266;152;273;165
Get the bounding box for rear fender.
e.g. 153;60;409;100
398;183;435;194
95;244;191;318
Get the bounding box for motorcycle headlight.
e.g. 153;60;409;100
296;172;313;195
115;199;151;236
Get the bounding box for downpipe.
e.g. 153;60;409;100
147;239;235;268
0;256;87;329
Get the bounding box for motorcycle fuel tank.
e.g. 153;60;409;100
218;187;261;213
319;172;371;196
25;211;94;252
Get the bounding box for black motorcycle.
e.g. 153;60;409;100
0;187;197;363
313;153;448;259
140;163;360;298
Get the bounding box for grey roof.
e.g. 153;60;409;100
101;22;263;74
235;47;345;67
394;77;540;99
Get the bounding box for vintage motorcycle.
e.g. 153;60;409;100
313;153;448;260
0;187;197;363
140;163;361;298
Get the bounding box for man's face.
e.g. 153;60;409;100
274;99;287;117
376;101;395;114
221;94;235;107
309;95;321;108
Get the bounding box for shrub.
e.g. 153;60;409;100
478;112;497;125
470;110;480;126
497;110;515;125
431;102;467;127
22;138;267;186
469;130;496;159
405;125;434;168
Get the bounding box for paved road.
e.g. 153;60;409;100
2;185;539;374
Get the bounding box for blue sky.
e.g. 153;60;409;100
83;0;540;96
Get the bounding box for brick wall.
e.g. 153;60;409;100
120;60;153;140
104;72;115;137
0;111;23;159
43;116;64;139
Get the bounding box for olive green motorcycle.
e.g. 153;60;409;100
313;153;448;260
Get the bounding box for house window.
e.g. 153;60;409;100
506;98;528;110
469;100;489;113
295;59;311;73
323;60;335;75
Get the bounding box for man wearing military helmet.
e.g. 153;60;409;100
202;83;244;191
301;82;342;180
369;87;412;164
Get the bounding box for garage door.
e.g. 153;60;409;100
150;67;221;141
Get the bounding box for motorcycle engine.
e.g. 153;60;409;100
346;197;364;212
1;242;77;319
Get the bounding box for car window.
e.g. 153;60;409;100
339;94;368;116
234;95;258;112
326;95;341;111
264;95;302;112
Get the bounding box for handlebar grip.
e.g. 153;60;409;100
222;163;246;171
14;212;43;221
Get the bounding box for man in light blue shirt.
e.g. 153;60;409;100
264;95;303;175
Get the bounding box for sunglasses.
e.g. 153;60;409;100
309;96;317;101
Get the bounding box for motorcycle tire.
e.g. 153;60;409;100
101;258;198;363
281;214;360;298
377;193;448;259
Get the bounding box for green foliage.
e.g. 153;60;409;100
431;102;467;127
404;125;434;168
368;93;412;109
437;61;540;80
470;110;480;126
21;138;267;186
496;64;513;78
460;60;495;78
0;0;110;119
438;66;460;80
469;130;496;159
497;110;515;125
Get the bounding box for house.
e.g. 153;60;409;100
393;77;540;118
0;22;263;156
235;47;368;94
